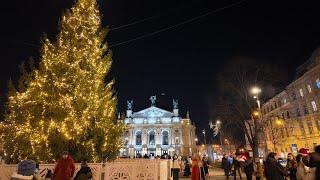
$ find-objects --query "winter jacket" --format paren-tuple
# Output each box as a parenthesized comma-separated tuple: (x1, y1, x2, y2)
(307, 152, 320, 180)
(73, 166, 92, 180)
(221, 157, 230, 170)
(17, 160, 36, 176)
(286, 159, 297, 179)
(54, 155, 75, 180)
(264, 157, 288, 180)
(243, 159, 254, 174)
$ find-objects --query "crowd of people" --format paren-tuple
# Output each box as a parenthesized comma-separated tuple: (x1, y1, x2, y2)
(11, 151, 92, 180)
(8, 145, 320, 180)
(220, 146, 320, 180)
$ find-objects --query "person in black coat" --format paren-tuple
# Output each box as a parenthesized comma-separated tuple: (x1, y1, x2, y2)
(183, 158, 191, 177)
(74, 161, 93, 180)
(264, 152, 288, 180)
(201, 157, 209, 180)
(243, 157, 254, 180)
(221, 154, 231, 178)
(306, 145, 320, 180)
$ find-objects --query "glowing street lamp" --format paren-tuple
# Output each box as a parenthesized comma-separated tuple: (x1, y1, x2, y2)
(253, 110, 260, 118)
(251, 86, 262, 111)
(251, 86, 262, 95)
(275, 117, 284, 126)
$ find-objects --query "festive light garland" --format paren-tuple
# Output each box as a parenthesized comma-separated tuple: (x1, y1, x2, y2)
(0, 0, 124, 163)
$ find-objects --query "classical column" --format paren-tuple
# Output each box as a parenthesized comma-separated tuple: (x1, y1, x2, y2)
(170, 127, 173, 145)
(129, 127, 133, 145)
(156, 128, 161, 145)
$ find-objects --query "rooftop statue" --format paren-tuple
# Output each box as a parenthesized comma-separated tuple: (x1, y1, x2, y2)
(127, 100, 133, 110)
(173, 99, 178, 109)
(150, 96, 157, 106)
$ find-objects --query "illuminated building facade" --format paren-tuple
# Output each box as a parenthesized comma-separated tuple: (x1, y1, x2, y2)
(261, 48, 320, 155)
(119, 97, 197, 157)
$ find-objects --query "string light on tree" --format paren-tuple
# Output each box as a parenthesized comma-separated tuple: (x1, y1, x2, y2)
(0, 0, 124, 163)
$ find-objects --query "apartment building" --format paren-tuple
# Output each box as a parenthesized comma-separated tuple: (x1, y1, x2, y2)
(261, 48, 320, 155)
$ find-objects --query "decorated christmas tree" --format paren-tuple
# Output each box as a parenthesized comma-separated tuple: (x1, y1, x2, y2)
(0, 0, 124, 163)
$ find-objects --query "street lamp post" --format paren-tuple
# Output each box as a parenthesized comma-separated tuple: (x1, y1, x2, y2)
(251, 86, 263, 158)
(216, 121, 224, 153)
(195, 137, 199, 154)
(202, 130, 208, 156)
(251, 86, 262, 111)
(202, 129, 206, 145)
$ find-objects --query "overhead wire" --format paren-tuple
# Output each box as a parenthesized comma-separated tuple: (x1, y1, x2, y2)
(109, 14, 163, 31)
(13, 0, 247, 49)
(109, 0, 247, 47)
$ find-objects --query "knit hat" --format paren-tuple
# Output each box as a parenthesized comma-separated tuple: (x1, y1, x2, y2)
(298, 148, 309, 156)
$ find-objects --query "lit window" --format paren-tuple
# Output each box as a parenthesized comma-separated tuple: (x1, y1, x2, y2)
(283, 98, 287, 104)
(149, 131, 155, 145)
(317, 79, 320, 88)
(162, 131, 169, 145)
(311, 101, 318, 112)
(136, 131, 142, 145)
(299, 89, 304, 97)
(307, 84, 312, 93)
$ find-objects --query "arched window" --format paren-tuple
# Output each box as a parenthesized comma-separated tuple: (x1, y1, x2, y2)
(136, 131, 142, 145)
(162, 131, 169, 145)
(149, 131, 155, 145)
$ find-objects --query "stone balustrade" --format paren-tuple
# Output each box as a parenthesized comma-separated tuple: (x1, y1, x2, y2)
(0, 159, 171, 180)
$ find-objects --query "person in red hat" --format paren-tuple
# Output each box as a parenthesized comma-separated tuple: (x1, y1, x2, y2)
(298, 148, 309, 156)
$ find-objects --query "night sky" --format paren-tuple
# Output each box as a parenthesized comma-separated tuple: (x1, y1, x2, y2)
(1, 0, 320, 138)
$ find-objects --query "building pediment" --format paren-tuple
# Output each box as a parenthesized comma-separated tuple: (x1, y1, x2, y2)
(132, 106, 174, 118)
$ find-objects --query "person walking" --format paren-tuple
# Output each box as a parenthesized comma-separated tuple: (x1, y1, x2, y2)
(264, 152, 288, 180)
(286, 153, 297, 180)
(54, 151, 75, 180)
(222, 154, 231, 178)
(201, 157, 209, 180)
(243, 157, 254, 180)
(74, 160, 93, 180)
(232, 153, 243, 180)
(171, 155, 180, 180)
